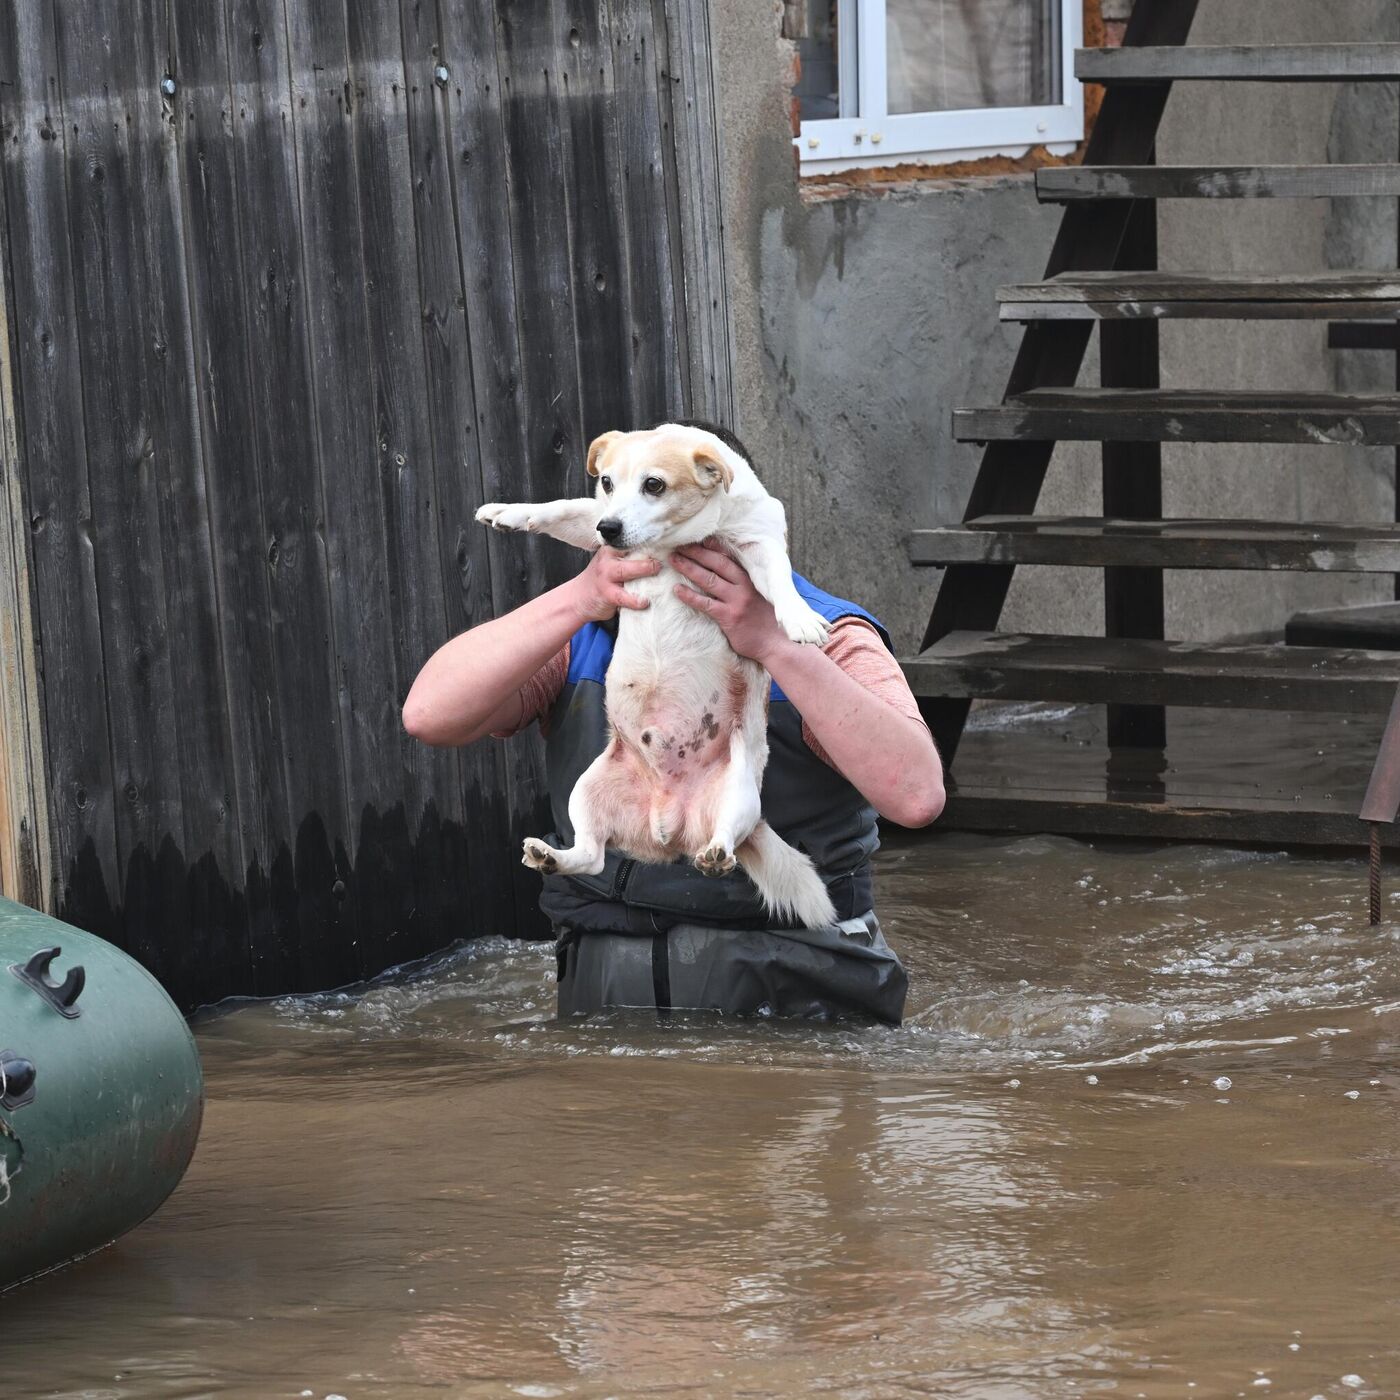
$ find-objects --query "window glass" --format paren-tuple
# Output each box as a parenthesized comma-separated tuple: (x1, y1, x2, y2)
(886, 0, 1062, 115)
(795, 0, 845, 122)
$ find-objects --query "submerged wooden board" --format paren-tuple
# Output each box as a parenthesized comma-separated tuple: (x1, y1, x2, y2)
(953, 389, 1400, 446)
(903, 632, 1400, 713)
(939, 790, 1391, 850)
(908, 518, 1400, 572)
(1038, 165, 1400, 202)
(1077, 44, 1400, 85)
(930, 696, 1391, 849)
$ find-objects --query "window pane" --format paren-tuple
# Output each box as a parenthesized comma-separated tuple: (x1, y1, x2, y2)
(887, 0, 1062, 116)
(795, 0, 849, 122)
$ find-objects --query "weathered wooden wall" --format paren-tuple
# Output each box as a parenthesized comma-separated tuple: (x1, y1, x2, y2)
(0, 155, 48, 913)
(0, 0, 731, 1008)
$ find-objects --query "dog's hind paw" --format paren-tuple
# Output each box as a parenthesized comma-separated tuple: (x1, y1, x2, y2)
(521, 837, 559, 874)
(775, 600, 830, 647)
(694, 844, 737, 878)
(477, 502, 532, 533)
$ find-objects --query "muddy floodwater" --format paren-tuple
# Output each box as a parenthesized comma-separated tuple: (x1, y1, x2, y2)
(8, 830, 1400, 1399)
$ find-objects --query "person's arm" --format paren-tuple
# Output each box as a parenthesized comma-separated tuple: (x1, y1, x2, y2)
(670, 542, 945, 828)
(403, 549, 661, 747)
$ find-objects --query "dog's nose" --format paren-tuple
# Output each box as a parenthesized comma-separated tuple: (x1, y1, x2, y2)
(597, 517, 623, 545)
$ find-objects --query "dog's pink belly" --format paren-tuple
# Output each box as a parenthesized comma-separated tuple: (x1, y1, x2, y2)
(631, 704, 727, 776)
(599, 710, 739, 858)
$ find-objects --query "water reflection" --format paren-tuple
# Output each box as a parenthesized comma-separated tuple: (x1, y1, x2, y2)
(6, 832, 1400, 1398)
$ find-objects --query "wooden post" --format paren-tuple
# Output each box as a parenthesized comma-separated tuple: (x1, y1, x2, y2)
(1101, 192, 1167, 748)
(0, 180, 51, 910)
(1360, 684, 1400, 923)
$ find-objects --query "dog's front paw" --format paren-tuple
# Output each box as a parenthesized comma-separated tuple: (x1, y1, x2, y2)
(694, 844, 737, 878)
(776, 601, 830, 647)
(521, 837, 559, 874)
(477, 502, 532, 533)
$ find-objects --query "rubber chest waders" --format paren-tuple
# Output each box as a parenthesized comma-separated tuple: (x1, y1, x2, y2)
(538, 574, 909, 1024)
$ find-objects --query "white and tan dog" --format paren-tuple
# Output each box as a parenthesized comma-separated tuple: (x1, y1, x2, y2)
(476, 422, 837, 928)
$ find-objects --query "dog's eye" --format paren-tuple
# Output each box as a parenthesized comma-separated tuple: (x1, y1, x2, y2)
(643, 477, 666, 497)
(600, 476, 613, 494)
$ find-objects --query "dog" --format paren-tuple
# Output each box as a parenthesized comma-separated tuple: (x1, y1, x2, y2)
(475, 421, 838, 928)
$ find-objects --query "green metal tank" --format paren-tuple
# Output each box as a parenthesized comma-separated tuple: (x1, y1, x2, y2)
(0, 896, 203, 1291)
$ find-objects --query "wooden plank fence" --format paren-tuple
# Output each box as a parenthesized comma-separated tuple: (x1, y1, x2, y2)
(0, 0, 731, 1008)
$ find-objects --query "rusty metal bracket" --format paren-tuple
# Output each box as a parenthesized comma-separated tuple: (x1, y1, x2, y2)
(1359, 685, 1400, 923)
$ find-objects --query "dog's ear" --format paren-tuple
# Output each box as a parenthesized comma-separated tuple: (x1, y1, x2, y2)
(691, 444, 735, 493)
(587, 431, 621, 478)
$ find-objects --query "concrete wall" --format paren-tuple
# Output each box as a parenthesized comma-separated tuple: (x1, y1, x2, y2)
(710, 0, 1397, 653)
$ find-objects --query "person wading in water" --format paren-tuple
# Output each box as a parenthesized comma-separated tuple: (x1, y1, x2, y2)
(404, 445, 943, 1023)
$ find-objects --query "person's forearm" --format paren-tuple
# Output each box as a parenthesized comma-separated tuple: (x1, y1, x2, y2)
(759, 638, 945, 828)
(403, 580, 587, 746)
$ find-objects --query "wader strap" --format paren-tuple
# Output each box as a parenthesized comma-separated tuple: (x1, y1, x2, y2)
(650, 933, 672, 1015)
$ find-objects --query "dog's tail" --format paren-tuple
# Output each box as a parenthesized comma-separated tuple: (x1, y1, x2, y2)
(736, 822, 837, 929)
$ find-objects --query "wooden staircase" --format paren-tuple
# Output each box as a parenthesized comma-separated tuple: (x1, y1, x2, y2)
(904, 12, 1400, 846)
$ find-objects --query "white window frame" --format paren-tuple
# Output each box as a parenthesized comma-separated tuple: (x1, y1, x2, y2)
(797, 0, 1084, 175)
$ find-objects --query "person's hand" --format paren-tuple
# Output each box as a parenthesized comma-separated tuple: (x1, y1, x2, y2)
(671, 541, 788, 664)
(568, 548, 661, 623)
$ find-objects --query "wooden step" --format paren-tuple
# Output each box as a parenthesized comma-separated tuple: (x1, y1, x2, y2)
(952, 389, 1400, 446)
(999, 270, 1400, 322)
(1037, 165, 1400, 203)
(1287, 601, 1400, 650)
(1077, 43, 1400, 86)
(902, 633, 1400, 713)
(908, 518, 1400, 572)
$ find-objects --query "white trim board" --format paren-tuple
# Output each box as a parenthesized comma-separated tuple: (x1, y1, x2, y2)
(797, 0, 1084, 171)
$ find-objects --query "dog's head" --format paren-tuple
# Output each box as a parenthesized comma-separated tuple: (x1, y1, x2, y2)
(585, 424, 739, 552)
